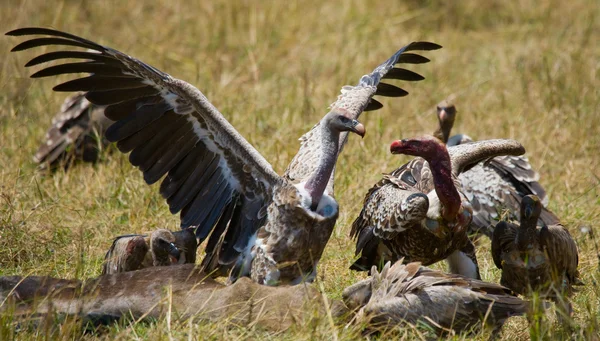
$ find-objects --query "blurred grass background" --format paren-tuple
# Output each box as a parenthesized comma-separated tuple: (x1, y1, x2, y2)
(0, 0, 598, 339)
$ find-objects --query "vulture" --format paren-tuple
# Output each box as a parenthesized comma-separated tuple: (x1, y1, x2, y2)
(435, 100, 559, 237)
(7, 27, 440, 285)
(33, 92, 112, 169)
(491, 194, 580, 315)
(350, 136, 525, 279)
(102, 228, 197, 275)
(343, 260, 529, 337)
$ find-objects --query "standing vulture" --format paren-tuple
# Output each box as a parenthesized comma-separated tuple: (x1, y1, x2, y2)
(33, 92, 112, 170)
(8, 27, 440, 285)
(434, 100, 559, 236)
(491, 195, 579, 315)
(343, 260, 529, 337)
(350, 136, 525, 279)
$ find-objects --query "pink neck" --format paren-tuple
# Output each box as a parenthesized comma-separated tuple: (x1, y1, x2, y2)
(428, 153, 461, 222)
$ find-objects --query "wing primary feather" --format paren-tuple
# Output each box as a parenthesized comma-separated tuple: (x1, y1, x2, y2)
(103, 95, 161, 121)
(25, 51, 120, 67)
(85, 86, 160, 105)
(126, 111, 186, 165)
(159, 146, 207, 200)
(53, 76, 145, 92)
(104, 101, 170, 142)
(135, 119, 193, 171)
(31, 62, 126, 78)
(143, 128, 199, 185)
(10, 37, 98, 52)
(167, 153, 220, 214)
(382, 68, 425, 81)
(6, 27, 106, 49)
(375, 83, 409, 97)
(201, 197, 238, 267)
(395, 53, 430, 64)
(180, 171, 226, 227)
(404, 41, 443, 51)
(364, 99, 384, 111)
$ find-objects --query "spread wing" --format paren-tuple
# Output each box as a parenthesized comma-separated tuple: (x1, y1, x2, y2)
(488, 156, 560, 225)
(283, 42, 442, 190)
(490, 221, 518, 269)
(8, 27, 283, 271)
(33, 92, 111, 168)
(448, 137, 558, 232)
(539, 224, 579, 282)
(458, 162, 525, 232)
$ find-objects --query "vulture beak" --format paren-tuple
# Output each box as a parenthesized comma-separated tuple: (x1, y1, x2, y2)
(350, 120, 366, 138)
(168, 242, 181, 264)
(524, 206, 534, 219)
(437, 107, 448, 122)
(521, 195, 540, 220)
(390, 139, 407, 154)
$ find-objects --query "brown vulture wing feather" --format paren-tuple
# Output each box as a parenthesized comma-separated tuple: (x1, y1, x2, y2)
(7, 27, 281, 274)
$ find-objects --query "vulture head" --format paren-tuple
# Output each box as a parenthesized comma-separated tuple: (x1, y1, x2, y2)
(435, 99, 456, 143)
(326, 111, 365, 137)
(516, 195, 543, 252)
(390, 136, 464, 226)
(521, 194, 543, 221)
(150, 229, 181, 266)
(390, 136, 447, 162)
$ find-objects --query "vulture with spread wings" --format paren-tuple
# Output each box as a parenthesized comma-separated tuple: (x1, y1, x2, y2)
(8, 27, 440, 285)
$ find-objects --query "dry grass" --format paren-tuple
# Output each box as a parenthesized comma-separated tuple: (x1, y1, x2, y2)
(0, 0, 599, 339)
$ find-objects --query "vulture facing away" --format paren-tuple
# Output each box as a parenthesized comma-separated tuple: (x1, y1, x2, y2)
(33, 92, 112, 169)
(8, 27, 440, 285)
(491, 195, 580, 315)
(350, 136, 525, 279)
(342, 260, 529, 337)
(102, 228, 197, 275)
(435, 100, 559, 237)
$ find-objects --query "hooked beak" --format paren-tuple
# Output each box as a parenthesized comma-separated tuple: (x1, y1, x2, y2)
(350, 120, 366, 138)
(524, 205, 534, 220)
(168, 242, 180, 264)
(437, 107, 448, 122)
(390, 139, 406, 154)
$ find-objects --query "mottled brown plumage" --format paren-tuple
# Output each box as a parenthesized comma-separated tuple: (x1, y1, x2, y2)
(102, 229, 197, 274)
(436, 100, 559, 237)
(351, 136, 525, 279)
(33, 92, 112, 169)
(491, 195, 579, 307)
(343, 260, 529, 337)
(8, 28, 440, 285)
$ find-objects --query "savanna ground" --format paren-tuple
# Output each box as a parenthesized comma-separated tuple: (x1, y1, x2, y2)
(0, 0, 598, 339)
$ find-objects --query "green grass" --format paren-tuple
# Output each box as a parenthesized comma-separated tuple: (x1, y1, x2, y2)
(0, 0, 599, 339)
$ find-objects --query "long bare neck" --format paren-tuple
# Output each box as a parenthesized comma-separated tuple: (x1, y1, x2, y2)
(516, 217, 539, 252)
(304, 124, 340, 210)
(428, 152, 461, 221)
(434, 118, 453, 144)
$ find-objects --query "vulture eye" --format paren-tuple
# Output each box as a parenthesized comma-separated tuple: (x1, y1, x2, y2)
(339, 116, 350, 124)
